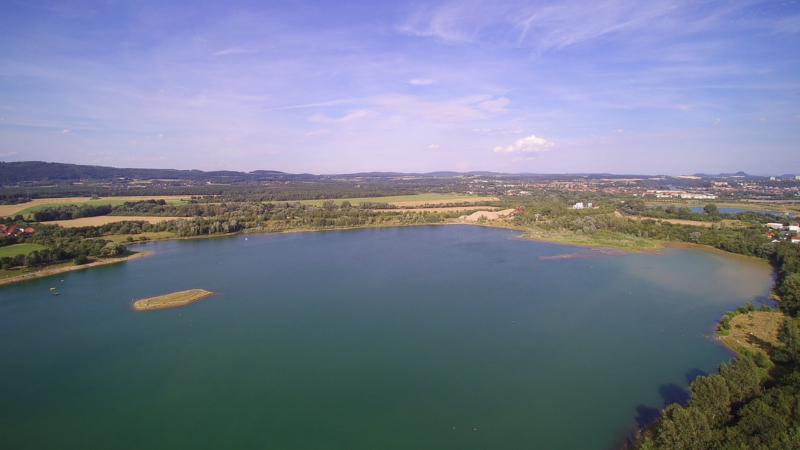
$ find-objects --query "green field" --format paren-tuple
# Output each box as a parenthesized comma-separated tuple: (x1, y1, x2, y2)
(13, 198, 187, 217)
(645, 201, 792, 214)
(0, 244, 48, 258)
(294, 193, 495, 207)
(103, 231, 177, 243)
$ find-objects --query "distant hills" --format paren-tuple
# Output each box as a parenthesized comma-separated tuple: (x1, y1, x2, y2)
(0, 160, 778, 185)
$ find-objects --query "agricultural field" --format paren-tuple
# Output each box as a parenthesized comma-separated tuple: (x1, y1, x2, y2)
(0, 196, 191, 218)
(296, 194, 497, 207)
(0, 243, 48, 258)
(48, 216, 184, 228)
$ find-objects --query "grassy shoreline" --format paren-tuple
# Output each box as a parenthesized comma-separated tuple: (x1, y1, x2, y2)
(0, 218, 771, 287)
(0, 251, 153, 286)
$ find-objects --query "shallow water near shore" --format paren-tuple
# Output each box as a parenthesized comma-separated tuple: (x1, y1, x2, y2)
(0, 225, 773, 450)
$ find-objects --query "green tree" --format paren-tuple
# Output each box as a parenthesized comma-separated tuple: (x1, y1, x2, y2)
(655, 404, 713, 450)
(688, 374, 732, 428)
(718, 355, 761, 405)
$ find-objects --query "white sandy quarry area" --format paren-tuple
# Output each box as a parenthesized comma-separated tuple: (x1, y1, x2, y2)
(461, 209, 516, 222)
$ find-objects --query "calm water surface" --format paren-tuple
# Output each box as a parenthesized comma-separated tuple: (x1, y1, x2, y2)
(0, 225, 773, 450)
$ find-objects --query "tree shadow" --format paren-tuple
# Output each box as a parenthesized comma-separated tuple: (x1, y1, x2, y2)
(659, 383, 690, 406)
(685, 367, 708, 385)
(634, 404, 662, 429)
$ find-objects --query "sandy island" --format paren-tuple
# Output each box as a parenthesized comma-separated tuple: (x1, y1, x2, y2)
(0, 251, 153, 286)
(133, 289, 214, 311)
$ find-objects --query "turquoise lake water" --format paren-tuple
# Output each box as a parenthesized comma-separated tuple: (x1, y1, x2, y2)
(0, 225, 774, 449)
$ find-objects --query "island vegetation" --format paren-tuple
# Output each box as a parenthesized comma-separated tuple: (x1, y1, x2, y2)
(2, 162, 800, 447)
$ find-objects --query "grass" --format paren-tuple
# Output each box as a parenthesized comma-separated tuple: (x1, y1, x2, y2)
(645, 201, 792, 214)
(519, 229, 663, 251)
(48, 216, 183, 227)
(293, 194, 496, 207)
(0, 243, 48, 258)
(718, 311, 785, 358)
(133, 289, 213, 310)
(103, 231, 177, 243)
(2, 196, 189, 218)
(0, 260, 76, 281)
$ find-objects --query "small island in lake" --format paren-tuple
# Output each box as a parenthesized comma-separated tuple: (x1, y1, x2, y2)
(133, 289, 213, 311)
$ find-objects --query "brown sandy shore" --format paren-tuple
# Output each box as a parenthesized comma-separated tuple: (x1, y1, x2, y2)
(0, 251, 153, 287)
(133, 289, 213, 311)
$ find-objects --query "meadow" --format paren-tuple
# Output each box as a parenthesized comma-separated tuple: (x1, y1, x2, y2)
(0, 196, 190, 218)
(0, 243, 48, 258)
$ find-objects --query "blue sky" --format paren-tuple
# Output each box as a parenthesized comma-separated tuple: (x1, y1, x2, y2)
(1, 0, 798, 174)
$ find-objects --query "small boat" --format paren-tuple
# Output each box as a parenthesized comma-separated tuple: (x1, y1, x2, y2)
(49, 287, 56, 290)
(52, 292, 59, 296)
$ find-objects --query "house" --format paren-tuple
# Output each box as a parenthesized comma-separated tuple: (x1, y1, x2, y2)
(766, 223, 785, 230)
(792, 237, 800, 244)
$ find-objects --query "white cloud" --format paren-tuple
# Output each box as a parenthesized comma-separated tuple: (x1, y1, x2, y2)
(714, 118, 721, 126)
(409, 79, 435, 85)
(759, 118, 767, 122)
(0, 151, 17, 157)
(472, 126, 523, 136)
(613, 129, 624, 133)
(472, 128, 506, 135)
(493, 134, 554, 154)
(793, 114, 800, 120)
(428, 144, 441, 149)
(157, 133, 164, 138)
(59, 129, 72, 134)
(307, 109, 375, 123)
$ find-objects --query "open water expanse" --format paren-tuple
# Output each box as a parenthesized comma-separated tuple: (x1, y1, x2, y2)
(0, 225, 774, 449)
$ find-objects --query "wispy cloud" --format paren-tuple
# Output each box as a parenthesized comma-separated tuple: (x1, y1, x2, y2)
(307, 129, 332, 137)
(369, 94, 508, 122)
(307, 109, 375, 123)
(428, 143, 441, 148)
(409, 78, 436, 85)
(213, 47, 256, 56)
(773, 15, 800, 35)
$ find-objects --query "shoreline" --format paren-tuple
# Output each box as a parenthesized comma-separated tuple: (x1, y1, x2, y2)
(0, 251, 153, 287)
(0, 220, 772, 288)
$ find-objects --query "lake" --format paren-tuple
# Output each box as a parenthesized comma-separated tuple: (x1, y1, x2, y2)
(0, 225, 774, 450)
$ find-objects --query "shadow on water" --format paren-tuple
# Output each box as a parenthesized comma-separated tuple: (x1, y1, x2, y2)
(658, 383, 690, 406)
(685, 367, 709, 385)
(613, 368, 706, 449)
